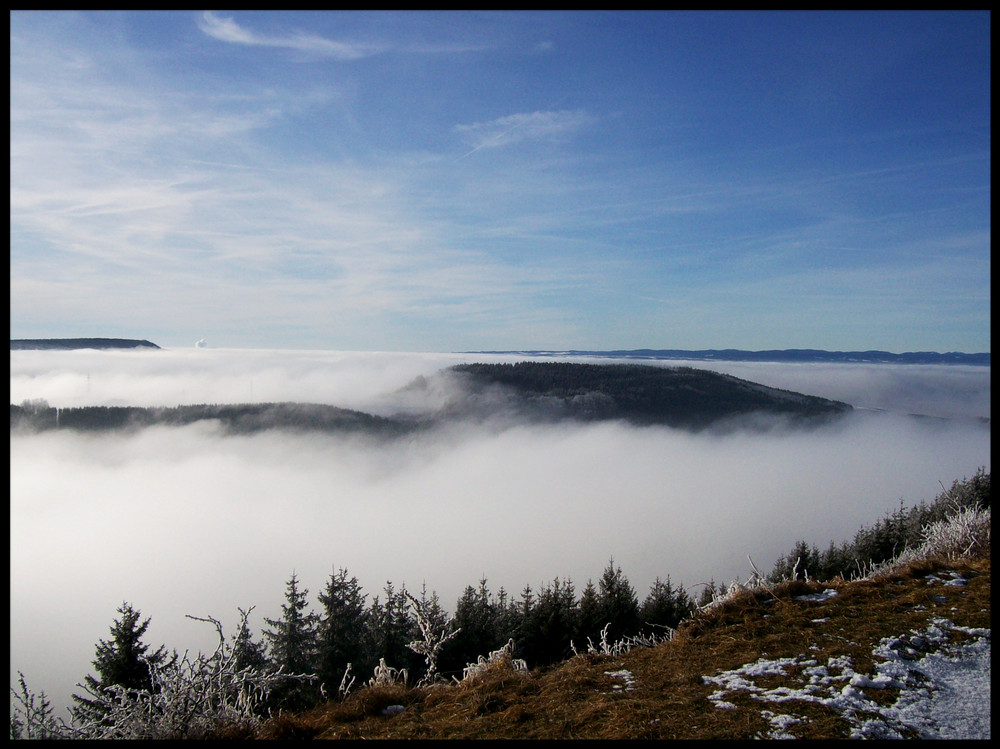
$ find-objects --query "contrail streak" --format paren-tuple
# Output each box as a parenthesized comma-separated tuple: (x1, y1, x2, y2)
(456, 95, 571, 160)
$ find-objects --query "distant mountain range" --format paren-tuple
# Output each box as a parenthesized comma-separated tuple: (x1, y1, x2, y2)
(10, 338, 160, 350)
(465, 349, 990, 366)
(9, 340, 987, 365)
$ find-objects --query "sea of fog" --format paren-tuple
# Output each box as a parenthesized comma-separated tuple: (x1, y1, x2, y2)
(9, 347, 991, 718)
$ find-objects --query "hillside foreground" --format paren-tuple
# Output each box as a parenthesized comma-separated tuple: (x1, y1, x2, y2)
(261, 554, 989, 740)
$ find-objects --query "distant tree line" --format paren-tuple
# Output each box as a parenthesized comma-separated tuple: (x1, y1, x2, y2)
(10, 401, 412, 437)
(768, 467, 990, 583)
(10, 338, 160, 350)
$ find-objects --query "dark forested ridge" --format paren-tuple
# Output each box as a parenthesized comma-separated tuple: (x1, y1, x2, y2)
(449, 362, 852, 429)
(11, 362, 854, 435)
(10, 338, 160, 350)
(10, 402, 413, 437)
(466, 348, 991, 365)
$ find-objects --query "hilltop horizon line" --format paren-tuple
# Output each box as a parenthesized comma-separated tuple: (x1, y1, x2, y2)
(8, 338, 990, 365)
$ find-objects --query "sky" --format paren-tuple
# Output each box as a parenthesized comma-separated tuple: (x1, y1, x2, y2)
(9, 11, 991, 353)
(9, 348, 991, 717)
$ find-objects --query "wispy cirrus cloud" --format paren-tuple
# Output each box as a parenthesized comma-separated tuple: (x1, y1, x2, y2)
(10, 30, 581, 350)
(455, 109, 594, 157)
(197, 11, 384, 60)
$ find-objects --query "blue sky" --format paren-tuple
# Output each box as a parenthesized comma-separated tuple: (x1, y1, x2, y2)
(10, 11, 991, 352)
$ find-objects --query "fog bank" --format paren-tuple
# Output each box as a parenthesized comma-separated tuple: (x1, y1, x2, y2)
(9, 349, 990, 717)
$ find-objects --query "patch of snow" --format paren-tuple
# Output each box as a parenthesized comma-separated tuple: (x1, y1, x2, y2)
(604, 669, 636, 692)
(760, 709, 803, 739)
(925, 571, 970, 587)
(702, 616, 990, 739)
(794, 588, 838, 602)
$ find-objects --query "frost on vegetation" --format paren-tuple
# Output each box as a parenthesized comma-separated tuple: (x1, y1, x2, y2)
(9, 673, 61, 741)
(716, 490, 990, 604)
(367, 659, 408, 689)
(10, 610, 317, 740)
(404, 591, 461, 687)
(336, 663, 355, 700)
(857, 502, 991, 582)
(456, 639, 528, 684)
(333, 591, 462, 695)
(697, 555, 776, 613)
(571, 622, 674, 658)
(916, 503, 990, 560)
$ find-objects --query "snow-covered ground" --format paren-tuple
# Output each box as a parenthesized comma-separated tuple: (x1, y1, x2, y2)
(702, 574, 990, 739)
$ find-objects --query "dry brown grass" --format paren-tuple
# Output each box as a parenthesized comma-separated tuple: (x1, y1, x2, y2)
(257, 553, 990, 740)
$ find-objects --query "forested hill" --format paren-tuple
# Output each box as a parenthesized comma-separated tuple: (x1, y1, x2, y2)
(448, 362, 851, 429)
(10, 402, 411, 437)
(10, 362, 852, 438)
(11, 363, 853, 435)
(10, 338, 160, 350)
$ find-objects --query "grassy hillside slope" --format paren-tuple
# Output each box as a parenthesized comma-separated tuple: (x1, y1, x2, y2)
(261, 552, 989, 740)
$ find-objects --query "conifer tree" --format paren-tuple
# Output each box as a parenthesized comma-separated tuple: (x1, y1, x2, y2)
(639, 576, 693, 633)
(576, 579, 603, 646)
(512, 584, 534, 659)
(639, 576, 676, 633)
(492, 586, 521, 650)
(520, 577, 578, 667)
(597, 558, 640, 644)
(71, 602, 170, 726)
(363, 581, 417, 678)
(817, 541, 849, 581)
(771, 540, 822, 581)
(673, 584, 694, 623)
(262, 572, 320, 710)
(231, 607, 268, 674)
(697, 579, 718, 608)
(445, 578, 497, 674)
(316, 567, 368, 696)
(414, 583, 450, 632)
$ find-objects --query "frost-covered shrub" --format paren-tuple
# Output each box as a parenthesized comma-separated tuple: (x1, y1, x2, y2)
(336, 663, 356, 700)
(571, 622, 674, 657)
(10, 611, 317, 740)
(457, 639, 528, 684)
(850, 500, 989, 581)
(404, 591, 460, 686)
(698, 555, 776, 613)
(367, 658, 408, 689)
(915, 503, 990, 559)
(10, 673, 63, 740)
(767, 470, 990, 585)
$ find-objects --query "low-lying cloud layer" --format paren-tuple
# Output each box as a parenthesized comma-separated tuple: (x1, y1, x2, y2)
(9, 349, 991, 717)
